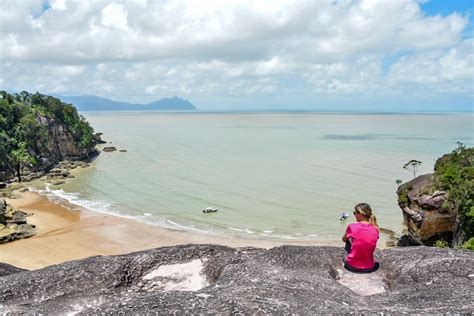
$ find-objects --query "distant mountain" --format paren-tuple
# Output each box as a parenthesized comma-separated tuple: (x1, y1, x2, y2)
(57, 95, 196, 111)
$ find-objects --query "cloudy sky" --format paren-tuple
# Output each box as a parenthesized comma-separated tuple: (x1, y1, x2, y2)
(1, 0, 473, 110)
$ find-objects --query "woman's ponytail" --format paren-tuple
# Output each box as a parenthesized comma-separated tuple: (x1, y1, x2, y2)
(369, 214, 379, 230)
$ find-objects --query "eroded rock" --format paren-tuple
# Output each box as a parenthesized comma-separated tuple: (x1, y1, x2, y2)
(0, 199, 36, 244)
(397, 175, 456, 246)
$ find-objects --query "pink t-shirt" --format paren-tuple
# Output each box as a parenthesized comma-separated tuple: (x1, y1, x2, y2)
(345, 222, 379, 270)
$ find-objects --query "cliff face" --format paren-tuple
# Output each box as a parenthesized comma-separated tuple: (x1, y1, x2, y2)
(38, 116, 98, 164)
(0, 91, 99, 182)
(396, 174, 457, 246)
(0, 244, 472, 314)
(396, 145, 473, 247)
(0, 116, 97, 182)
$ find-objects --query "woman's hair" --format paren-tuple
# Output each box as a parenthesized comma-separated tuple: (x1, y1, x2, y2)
(354, 203, 378, 229)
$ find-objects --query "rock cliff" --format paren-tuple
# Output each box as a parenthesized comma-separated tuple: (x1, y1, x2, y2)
(0, 244, 472, 314)
(396, 174, 456, 245)
(32, 116, 98, 173)
(0, 198, 36, 243)
(0, 91, 98, 183)
(396, 145, 473, 247)
(0, 116, 98, 183)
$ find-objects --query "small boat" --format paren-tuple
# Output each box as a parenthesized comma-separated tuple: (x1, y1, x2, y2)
(203, 207, 218, 213)
(339, 212, 349, 221)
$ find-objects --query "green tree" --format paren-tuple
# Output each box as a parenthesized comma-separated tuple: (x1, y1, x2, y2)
(403, 160, 422, 179)
(0, 90, 96, 181)
(10, 141, 36, 182)
(432, 143, 474, 244)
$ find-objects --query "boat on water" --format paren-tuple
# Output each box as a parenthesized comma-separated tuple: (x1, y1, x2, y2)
(202, 207, 218, 213)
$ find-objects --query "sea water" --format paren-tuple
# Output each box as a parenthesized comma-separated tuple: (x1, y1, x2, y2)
(45, 111, 473, 242)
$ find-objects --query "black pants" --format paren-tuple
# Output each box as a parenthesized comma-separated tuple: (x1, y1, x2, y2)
(343, 240, 379, 273)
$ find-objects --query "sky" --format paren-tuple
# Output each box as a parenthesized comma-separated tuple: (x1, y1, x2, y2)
(0, 0, 473, 111)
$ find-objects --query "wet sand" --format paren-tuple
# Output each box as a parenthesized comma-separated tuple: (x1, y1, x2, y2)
(0, 191, 340, 270)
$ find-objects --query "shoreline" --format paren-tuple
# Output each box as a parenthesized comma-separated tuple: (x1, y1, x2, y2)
(0, 191, 342, 270)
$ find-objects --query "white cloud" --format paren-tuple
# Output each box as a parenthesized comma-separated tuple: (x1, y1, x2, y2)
(388, 39, 474, 94)
(50, 0, 67, 11)
(0, 0, 471, 108)
(101, 3, 129, 31)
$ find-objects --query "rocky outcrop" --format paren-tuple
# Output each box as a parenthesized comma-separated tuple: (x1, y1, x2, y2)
(94, 133, 107, 144)
(32, 116, 98, 173)
(0, 198, 36, 243)
(102, 146, 117, 152)
(396, 174, 457, 246)
(0, 244, 472, 314)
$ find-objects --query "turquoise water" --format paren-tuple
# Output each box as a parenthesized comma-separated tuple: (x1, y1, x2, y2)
(51, 112, 473, 242)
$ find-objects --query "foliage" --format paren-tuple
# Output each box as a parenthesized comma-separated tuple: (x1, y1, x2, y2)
(434, 239, 449, 248)
(461, 237, 474, 251)
(433, 143, 474, 241)
(0, 91, 95, 181)
(403, 159, 422, 179)
(397, 183, 413, 206)
(398, 192, 408, 205)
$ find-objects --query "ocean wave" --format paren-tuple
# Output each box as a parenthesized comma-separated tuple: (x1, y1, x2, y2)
(163, 219, 214, 234)
(28, 186, 325, 242)
(226, 226, 321, 241)
(31, 186, 214, 235)
(227, 227, 256, 234)
(41, 186, 113, 215)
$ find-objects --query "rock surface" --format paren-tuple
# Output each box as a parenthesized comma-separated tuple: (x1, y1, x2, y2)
(0, 198, 36, 244)
(0, 244, 472, 314)
(397, 174, 456, 245)
(0, 263, 26, 277)
(103, 146, 117, 152)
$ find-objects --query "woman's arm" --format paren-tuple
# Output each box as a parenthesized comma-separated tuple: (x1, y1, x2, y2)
(342, 232, 348, 242)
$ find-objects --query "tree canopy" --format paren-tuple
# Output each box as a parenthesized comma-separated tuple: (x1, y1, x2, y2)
(403, 159, 422, 178)
(433, 143, 474, 243)
(0, 91, 95, 181)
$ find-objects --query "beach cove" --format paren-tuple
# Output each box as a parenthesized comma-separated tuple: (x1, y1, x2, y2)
(0, 190, 340, 270)
(2, 111, 472, 269)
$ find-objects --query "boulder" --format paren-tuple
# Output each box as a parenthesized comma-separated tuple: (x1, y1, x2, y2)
(397, 175, 456, 246)
(103, 147, 117, 152)
(415, 191, 447, 210)
(0, 223, 36, 244)
(21, 172, 43, 182)
(94, 132, 107, 144)
(49, 168, 63, 175)
(0, 245, 472, 314)
(0, 199, 6, 225)
(47, 169, 70, 180)
(51, 180, 66, 186)
(0, 200, 36, 243)
(6, 210, 28, 225)
(77, 161, 90, 168)
(0, 182, 6, 189)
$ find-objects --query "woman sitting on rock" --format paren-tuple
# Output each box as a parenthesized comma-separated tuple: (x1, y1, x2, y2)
(342, 203, 380, 273)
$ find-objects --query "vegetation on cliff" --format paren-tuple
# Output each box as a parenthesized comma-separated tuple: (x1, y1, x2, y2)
(0, 91, 95, 181)
(396, 143, 473, 249)
(432, 143, 474, 246)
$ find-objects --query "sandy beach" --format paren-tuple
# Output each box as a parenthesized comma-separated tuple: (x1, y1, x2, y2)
(0, 190, 340, 270)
